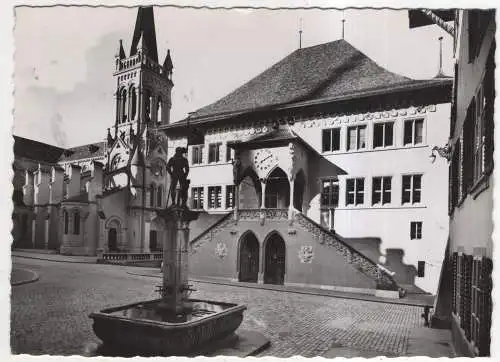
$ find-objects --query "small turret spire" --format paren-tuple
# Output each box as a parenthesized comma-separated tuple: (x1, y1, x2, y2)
(341, 14, 346, 40)
(163, 49, 173, 71)
(116, 39, 126, 59)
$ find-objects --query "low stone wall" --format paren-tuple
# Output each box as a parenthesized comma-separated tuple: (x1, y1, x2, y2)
(97, 252, 163, 267)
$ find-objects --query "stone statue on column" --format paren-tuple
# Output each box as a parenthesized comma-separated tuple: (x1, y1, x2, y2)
(166, 147, 189, 207)
(232, 150, 242, 185)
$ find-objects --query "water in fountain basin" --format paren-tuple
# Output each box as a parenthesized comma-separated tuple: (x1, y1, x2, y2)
(108, 300, 234, 323)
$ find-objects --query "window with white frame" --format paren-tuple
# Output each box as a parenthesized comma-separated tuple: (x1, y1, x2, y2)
(402, 174, 422, 204)
(410, 221, 422, 240)
(320, 179, 339, 207)
(191, 187, 204, 209)
(191, 145, 204, 165)
(208, 143, 222, 163)
(322, 128, 341, 152)
(473, 83, 486, 183)
(372, 176, 392, 205)
(346, 178, 364, 206)
(208, 186, 222, 209)
(403, 118, 424, 145)
(226, 185, 235, 208)
(373, 122, 394, 148)
(347, 125, 367, 151)
(226, 145, 234, 162)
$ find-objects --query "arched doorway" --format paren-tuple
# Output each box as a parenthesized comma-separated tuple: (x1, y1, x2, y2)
(238, 232, 260, 282)
(293, 170, 306, 211)
(108, 228, 118, 252)
(265, 168, 290, 208)
(264, 232, 286, 285)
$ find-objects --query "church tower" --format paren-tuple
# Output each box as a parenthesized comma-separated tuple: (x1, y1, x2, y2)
(109, 6, 173, 152)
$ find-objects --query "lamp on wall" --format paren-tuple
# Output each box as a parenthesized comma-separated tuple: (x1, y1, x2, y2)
(429, 144, 452, 163)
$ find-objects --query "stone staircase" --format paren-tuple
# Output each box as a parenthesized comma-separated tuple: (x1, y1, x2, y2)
(190, 210, 401, 292)
(293, 213, 400, 291)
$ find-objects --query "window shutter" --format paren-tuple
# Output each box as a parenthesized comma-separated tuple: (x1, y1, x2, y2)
(484, 47, 495, 174)
(463, 104, 475, 192)
(463, 255, 473, 341)
(452, 252, 458, 313)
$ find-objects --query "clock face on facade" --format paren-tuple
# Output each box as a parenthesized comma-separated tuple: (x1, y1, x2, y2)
(253, 149, 277, 173)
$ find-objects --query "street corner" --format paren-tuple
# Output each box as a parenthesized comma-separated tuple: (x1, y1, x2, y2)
(11, 267, 39, 286)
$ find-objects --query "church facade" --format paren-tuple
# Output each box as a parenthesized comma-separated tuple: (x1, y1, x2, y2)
(12, 7, 173, 258)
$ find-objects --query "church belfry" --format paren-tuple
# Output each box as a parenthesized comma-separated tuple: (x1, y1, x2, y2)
(111, 5, 173, 149)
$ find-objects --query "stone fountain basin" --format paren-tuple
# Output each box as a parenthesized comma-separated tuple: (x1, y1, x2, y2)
(89, 298, 246, 356)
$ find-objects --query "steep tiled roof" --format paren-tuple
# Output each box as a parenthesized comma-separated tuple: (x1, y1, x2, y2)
(13, 135, 65, 164)
(171, 39, 451, 127)
(58, 142, 107, 163)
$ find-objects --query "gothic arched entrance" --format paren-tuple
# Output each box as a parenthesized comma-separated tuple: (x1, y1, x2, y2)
(108, 228, 118, 252)
(264, 232, 286, 285)
(150, 230, 158, 251)
(238, 232, 260, 283)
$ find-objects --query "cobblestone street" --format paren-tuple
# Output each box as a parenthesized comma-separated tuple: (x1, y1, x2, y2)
(11, 257, 428, 357)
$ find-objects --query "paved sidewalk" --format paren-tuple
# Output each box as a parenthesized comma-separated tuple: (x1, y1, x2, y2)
(11, 249, 434, 307)
(12, 250, 97, 264)
(127, 268, 434, 308)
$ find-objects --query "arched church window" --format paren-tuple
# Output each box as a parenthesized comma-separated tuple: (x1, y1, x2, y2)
(144, 90, 152, 122)
(157, 96, 162, 124)
(121, 89, 127, 123)
(73, 211, 80, 235)
(150, 184, 155, 207)
(130, 87, 137, 120)
(157, 186, 163, 207)
(64, 210, 69, 234)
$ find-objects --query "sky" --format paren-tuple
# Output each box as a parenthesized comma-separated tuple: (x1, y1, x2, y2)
(13, 6, 454, 147)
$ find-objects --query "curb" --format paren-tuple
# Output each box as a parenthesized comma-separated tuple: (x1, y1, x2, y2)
(125, 270, 432, 308)
(12, 254, 96, 264)
(11, 268, 40, 286)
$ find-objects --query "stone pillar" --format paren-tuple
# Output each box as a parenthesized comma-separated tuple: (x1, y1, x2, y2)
(288, 178, 295, 221)
(159, 206, 199, 313)
(260, 178, 267, 209)
(44, 214, 50, 250)
(144, 221, 151, 253)
(233, 183, 240, 221)
(258, 243, 264, 284)
(31, 219, 36, 248)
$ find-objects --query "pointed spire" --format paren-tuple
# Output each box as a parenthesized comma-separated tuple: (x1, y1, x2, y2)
(130, 6, 158, 62)
(116, 39, 126, 59)
(107, 128, 114, 146)
(163, 49, 173, 71)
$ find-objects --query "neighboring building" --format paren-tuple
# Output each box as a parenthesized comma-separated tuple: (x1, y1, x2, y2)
(12, 7, 173, 256)
(410, 9, 495, 357)
(162, 38, 452, 294)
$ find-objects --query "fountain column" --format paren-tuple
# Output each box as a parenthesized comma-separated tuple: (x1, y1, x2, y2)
(159, 205, 199, 314)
